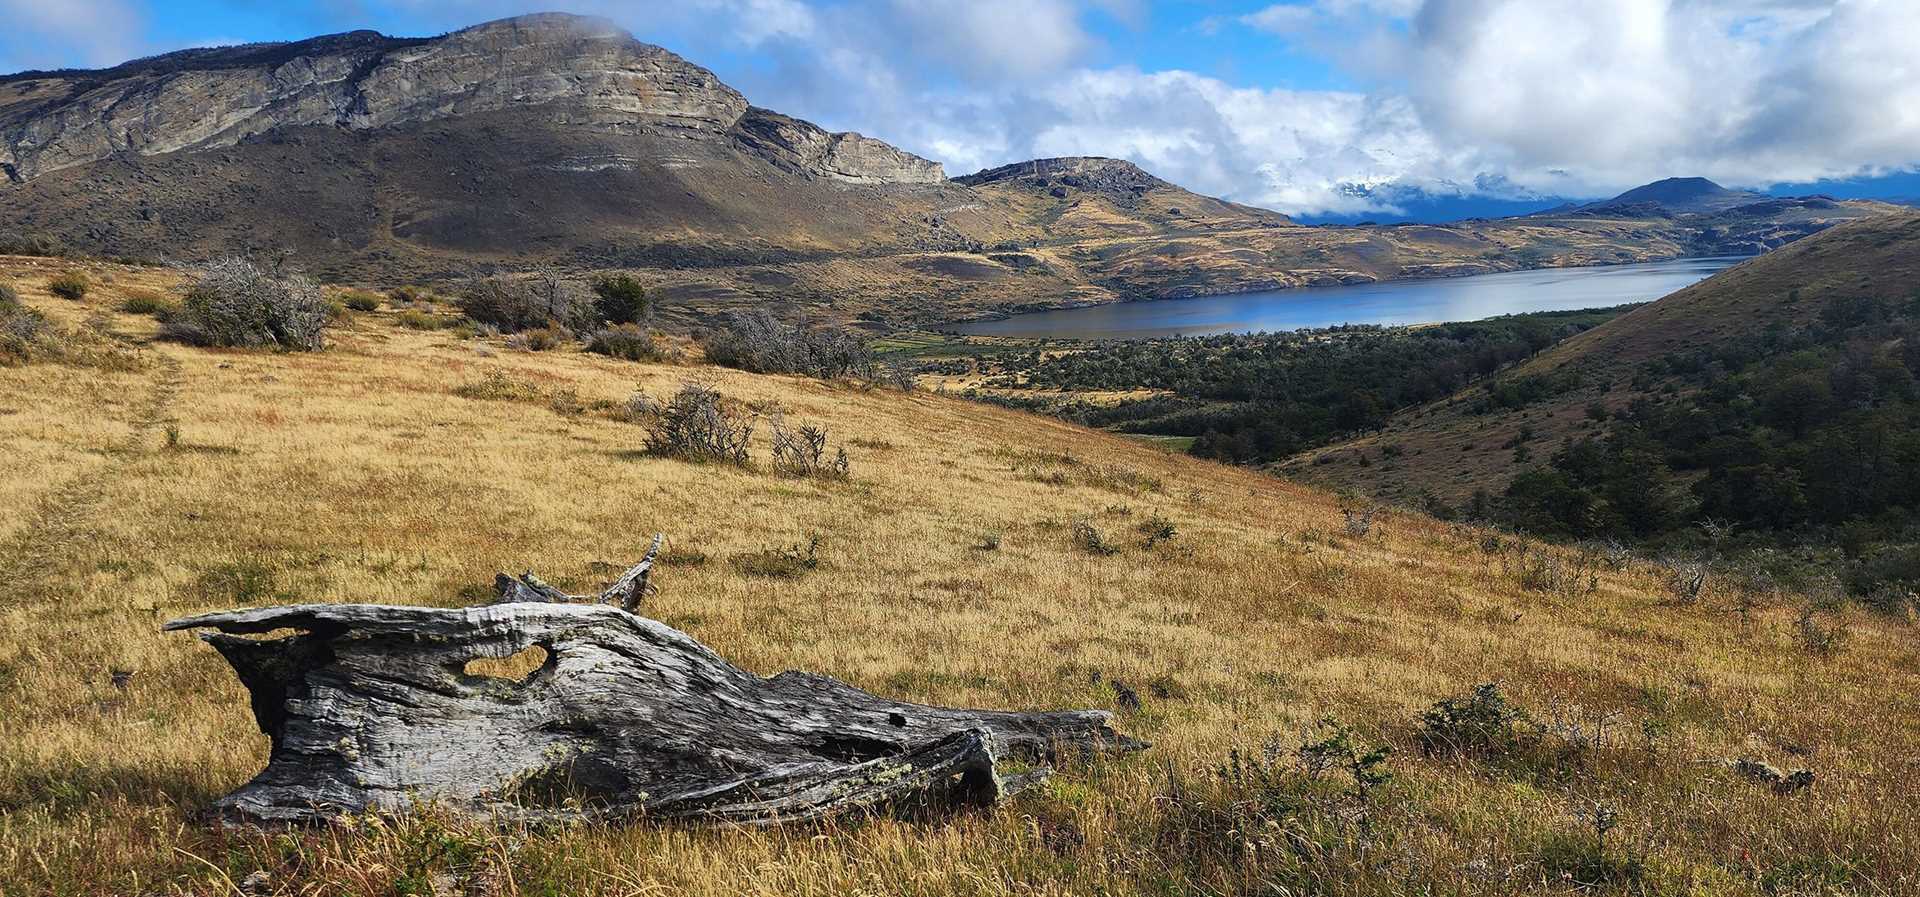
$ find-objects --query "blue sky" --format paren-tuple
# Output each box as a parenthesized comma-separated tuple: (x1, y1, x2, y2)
(5, 1, 1918, 220)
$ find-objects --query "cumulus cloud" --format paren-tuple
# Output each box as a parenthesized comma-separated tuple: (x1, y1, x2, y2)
(10, 0, 1919, 215)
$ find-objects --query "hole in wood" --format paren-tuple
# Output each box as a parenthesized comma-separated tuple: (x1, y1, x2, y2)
(462, 644, 550, 684)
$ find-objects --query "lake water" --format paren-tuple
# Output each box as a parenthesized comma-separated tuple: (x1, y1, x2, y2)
(950, 256, 1746, 339)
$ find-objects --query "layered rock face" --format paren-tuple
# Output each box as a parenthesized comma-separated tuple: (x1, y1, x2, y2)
(734, 108, 945, 184)
(0, 13, 939, 186)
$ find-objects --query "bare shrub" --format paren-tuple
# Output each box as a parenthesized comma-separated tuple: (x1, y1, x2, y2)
(1664, 561, 1710, 605)
(162, 257, 328, 350)
(700, 310, 900, 385)
(1507, 546, 1600, 595)
(1341, 502, 1378, 538)
(645, 382, 755, 465)
(768, 415, 849, 479)
(1796, 607, 1848, 657)
(458, 270, 597, 333)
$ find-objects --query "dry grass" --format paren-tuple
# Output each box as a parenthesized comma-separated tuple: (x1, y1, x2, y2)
(2, 256, 1918, 895)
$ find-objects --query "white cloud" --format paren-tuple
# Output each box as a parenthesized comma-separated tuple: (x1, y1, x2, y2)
(0, 0, 144, 70)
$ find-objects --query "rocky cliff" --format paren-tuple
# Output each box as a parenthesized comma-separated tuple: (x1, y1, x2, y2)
(0, 13, 940, 186)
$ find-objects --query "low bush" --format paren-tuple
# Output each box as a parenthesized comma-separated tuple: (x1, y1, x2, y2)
(340, 290, 382, 312)
(1071, 518, 1120, 556)
(1418, 682, 1529, 760)
(585, 324, 667, 362)
(118, 288, 178, 318)
(161, 257, 328, 350)
(700, 310, 896, 384)
(0, 297, 52, 366)
(731, 537, 823, 578)
(769, 416, 850, 479)
(458, 271, 597, 333)
(592, 274, 651, 325)
(452, 370, 544, 402)
(505, 325, 570, 352)
(645, 382, 755, 465)
(387, 285, 430, 306)
(47, 271, 90, 301)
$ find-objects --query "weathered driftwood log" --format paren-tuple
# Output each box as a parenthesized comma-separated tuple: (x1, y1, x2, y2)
(493, 533, 663, 610)
(166, 585, 1144, 826)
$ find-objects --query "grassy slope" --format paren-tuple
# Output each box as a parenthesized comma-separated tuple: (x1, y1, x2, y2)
(2, 256, 1918, 895)
(1287, 211, 1920, 505)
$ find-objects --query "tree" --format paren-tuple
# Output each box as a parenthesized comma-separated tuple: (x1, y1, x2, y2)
(594, 274, 652, 325)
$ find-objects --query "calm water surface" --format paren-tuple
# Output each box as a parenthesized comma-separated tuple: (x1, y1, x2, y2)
(952, 256, 1745, 339)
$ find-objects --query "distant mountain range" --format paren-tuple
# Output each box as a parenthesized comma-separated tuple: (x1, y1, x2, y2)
(0, 14, 1902, 326)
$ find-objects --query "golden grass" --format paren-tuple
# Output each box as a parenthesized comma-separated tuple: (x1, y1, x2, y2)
(1, 256, 1917, 895)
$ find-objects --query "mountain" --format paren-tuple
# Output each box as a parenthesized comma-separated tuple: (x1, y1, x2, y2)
(1286, 210, 1920, 513)
(0, 14, 1898, 327)
(1590, 177, 1763, 214)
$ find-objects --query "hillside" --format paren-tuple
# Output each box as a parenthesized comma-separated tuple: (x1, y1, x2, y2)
(1579, 177, 1766, 215)
(4, 255, 1920, 894)
(0, 14, 1897, 328)
(1288, 211, 1920, 516)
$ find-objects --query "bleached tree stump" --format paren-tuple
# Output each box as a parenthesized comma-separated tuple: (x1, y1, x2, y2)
(166, 567, 1144, 826)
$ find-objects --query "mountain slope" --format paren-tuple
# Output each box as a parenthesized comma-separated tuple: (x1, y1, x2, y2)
(1594, 177, 1763, 213)
(0, 15, 1897, 327)
(1288, 210, 1920, 506)
(3, 253, 1918, 892)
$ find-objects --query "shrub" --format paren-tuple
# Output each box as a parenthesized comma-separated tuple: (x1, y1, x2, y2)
(1070, 518, 1120, 556)
(1418, 683, 1529, 759)
(505, 325, 570, 352)
(387, 285, 430, 306)
(592, 274, 651, 325)
(47, 271, 90, 301)
(645, 382, 755, 465)
(1138, 514, 1178, 547)
(458, 271, 597, 333)
(585, 324, 666, 362)
(119, 288, 177, 318)
(700, 310, 885, 382)
(341, 290, 382, 312)
(162, 257, 328, 350)
(732, 537, 823, 578)
(0, 299, 52, 366)
(769, 415, 850, 479)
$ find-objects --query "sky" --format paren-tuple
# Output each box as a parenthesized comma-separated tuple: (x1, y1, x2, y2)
(4, 0, 1918, 221)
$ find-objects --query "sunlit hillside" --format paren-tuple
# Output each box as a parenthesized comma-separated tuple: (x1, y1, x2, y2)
(2, 255, 1917, 895)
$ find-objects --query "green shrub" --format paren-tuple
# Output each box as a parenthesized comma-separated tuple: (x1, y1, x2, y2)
(119, 288, 178, 318)
(1418, 683, 1529, 759)
(584, 324, 666, 362)
(162, 257, 328, 351)
(592, 274, 651, 325)
(341, 290, 382, 312)
(47, 271, 90, 301)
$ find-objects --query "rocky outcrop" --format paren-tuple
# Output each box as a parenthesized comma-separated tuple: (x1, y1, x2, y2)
(0, 13, 940, 187)
(734, 107, 945, 184)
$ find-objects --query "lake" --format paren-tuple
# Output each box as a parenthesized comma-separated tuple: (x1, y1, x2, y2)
(950, 256, 1746, 339)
